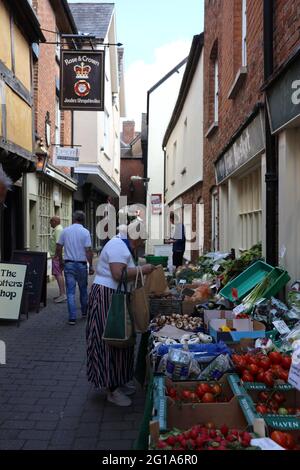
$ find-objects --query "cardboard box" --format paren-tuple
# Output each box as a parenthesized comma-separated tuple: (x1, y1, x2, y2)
(203, 309, 235, 330)
(181, 300, 200, 315)
(209, 318, 265, 342)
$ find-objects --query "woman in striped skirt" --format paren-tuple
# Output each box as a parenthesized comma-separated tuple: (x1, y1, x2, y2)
(86, 223, 154, 407)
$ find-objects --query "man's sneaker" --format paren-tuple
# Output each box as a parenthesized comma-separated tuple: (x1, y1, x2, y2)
(107, 389, 132, 407)
(68, 320, 76, 326)
(119, 381, 136, 396)
(54, 295, 67, 303)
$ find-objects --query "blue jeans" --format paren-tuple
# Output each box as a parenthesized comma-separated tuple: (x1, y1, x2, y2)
(64, 262, 88, 320)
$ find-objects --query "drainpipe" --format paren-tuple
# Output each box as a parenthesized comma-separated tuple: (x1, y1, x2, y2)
(264, 0, 278, 266)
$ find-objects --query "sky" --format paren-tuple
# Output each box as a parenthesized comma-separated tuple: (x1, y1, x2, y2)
(70, 1, 204, 128)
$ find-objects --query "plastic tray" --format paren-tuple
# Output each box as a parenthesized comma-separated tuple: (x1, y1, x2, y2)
(220, 261, 273, 302)
(261, 267, 290, 299)
(145, 255, 169, 267)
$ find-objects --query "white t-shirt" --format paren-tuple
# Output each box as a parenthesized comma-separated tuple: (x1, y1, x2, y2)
(58, 223, 92, 262)
(94, 236, 135, 290)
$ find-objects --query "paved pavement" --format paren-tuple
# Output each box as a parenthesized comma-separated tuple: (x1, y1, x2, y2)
(0, 281, 145, 450)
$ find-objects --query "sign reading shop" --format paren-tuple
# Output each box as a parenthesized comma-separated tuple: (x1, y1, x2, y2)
(60, 50, 105, 111)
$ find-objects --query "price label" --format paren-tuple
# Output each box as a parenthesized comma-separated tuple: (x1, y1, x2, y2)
(178, 279, 186, 286)
(288, 348, 300, 391)
(272, 320, 291, 335)
(213, 264, 220, 272)
(233, 304, 246, 315)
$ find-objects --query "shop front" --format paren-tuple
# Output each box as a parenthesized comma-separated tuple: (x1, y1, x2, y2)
(25, 164, 77, 276)
(215, 108, 266, 257)
(266, 50, 300, 283)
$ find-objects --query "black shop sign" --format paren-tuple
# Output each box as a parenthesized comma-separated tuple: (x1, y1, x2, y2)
(60, 50, 105, 111)
(266, 54, 300, 134)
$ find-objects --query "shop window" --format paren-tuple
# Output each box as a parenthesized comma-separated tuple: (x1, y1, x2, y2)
(38, 178, 53, 253)
(211, 188, 219, 251)
(61, 188, 72, 229)
(238, 167, 262, 251)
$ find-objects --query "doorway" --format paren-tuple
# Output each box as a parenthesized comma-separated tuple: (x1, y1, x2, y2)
(29, 200, 37, 251)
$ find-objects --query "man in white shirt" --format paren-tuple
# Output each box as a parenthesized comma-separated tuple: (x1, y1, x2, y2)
(56, 211, 94, 325)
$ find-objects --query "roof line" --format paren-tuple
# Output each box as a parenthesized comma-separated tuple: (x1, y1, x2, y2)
(147, 57, 188, 95)
(62, 0, 78, 33)
(162, 33, 204, 149)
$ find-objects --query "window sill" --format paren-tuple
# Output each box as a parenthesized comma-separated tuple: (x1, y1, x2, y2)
(228, 66, 247, 99)
(205, 122, 218, 138)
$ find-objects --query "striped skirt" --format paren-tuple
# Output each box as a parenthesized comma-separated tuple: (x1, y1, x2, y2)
(86, 283, 134, 390)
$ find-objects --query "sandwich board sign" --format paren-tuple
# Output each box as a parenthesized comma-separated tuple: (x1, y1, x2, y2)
(0, 263, 27, 321)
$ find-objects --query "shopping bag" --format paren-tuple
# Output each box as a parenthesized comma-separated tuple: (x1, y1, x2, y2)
(102, 268, 136, 348)
(131, 266, 150, 333)
(145, 265, 168, 295)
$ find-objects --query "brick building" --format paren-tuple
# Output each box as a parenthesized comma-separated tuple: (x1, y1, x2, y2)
(203, 0, 300, 279)
(203, 0, 266, 255)
(120, 119, 146, 209)
(25, 0, 77, 271)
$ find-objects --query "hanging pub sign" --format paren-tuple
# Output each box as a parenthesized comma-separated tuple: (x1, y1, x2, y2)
(60, 50, 105, 111)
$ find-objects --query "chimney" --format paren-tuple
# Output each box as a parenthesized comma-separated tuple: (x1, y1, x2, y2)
(122, 121, 135, 144)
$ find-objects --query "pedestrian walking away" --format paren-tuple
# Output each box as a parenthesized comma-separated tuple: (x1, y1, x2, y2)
(49, 216, 66, 303)
(86, 220, 155, 407)
(168, 211, 186, 268)
(55, 211, 95, 325)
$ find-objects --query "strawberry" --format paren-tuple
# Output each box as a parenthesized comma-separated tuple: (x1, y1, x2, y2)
(220, 424, 229, 436)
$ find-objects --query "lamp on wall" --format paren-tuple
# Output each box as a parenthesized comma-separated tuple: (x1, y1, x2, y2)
(35, 137, 48, 173)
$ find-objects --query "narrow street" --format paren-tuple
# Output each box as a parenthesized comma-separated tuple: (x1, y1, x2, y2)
(0, 282, 144, 450)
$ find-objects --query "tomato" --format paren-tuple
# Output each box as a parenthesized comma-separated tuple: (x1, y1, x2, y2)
(242, 371, 254, 382)
(196, 383, 211, 398)
(258, 391, 269, 402)
(211, 384, 222, 396)
(249, 356, 260, 366)
(270, 431, 287, 448)
(189, 392, 198, 402)
(232, 354, 241, 364)
(281, 356, 292, 371)
(271, 365, 284, 378)
(248, 364, 259, 376)
(263, 372, 274, 388)
(285, 433, 296, 450)
(278, 369, 289, 382)
(269, 399, 279, 411)
(256, 404, 268, 414)
(181, 390, 192, 401)
(273, 392, 286, 405)
(259, 357, 271, 370)
(256, 371, 265, 383)
(202, 393, 215, 403)
(167, 387, 177, 399)
(269, 351, 282, 365)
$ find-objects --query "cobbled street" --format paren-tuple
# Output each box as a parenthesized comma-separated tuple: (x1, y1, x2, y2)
(0, 281, 145, 450)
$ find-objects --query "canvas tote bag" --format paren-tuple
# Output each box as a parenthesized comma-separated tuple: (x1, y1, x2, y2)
(131, 266, 150, 333)
(102, 268, 136, 348)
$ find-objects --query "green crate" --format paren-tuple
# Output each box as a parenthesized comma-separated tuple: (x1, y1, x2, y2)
(262, 267, 290, 299)
(145, 255, 169, 267)
(220, 261, 273, 302)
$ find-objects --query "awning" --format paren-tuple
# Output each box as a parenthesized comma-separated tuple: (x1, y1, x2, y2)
(45, 163, 77, 191)
(74, 164, 120, 197)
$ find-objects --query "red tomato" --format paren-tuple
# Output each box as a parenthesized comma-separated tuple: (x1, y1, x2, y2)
(202, 393, 215, 403)
(273, 392, 286, 405)
(285, 433, 296, 450)
(242, 371, 254, 382)
(278, 369, 289, 382)
(281, 356, 292, 370)
(167, 387, 177, 399)
(269, 399, 279, 411)
(263, 372, 274, 388)
(196, 383, 211, 398)
(269, 351, 282, 365)
(256, 371, 265, 383)
(256, 404, 268, 414)
(270, 431, 287, 448)
(259, 357, 271, 370)
(211, 384, 222, 396)
(181, 390, 192, 401)
(248, 364, 259, 376)
(189, 392, 198, 402)
(258, 391, 269, 402)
